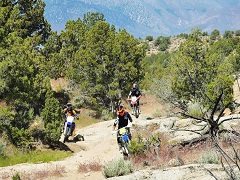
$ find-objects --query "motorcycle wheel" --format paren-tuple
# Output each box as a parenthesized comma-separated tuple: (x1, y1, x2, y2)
(63, 127, 70, 143)
(123, 153, 128, 160)
(136, 106, 139, 118)
(133, 106, 137, 117)
(133, 106, 139, 118)
(122, 145, 130, 160)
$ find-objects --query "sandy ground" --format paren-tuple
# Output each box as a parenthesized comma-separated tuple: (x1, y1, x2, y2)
(0, 95, 161, 180)
(0, 119, 121, 180)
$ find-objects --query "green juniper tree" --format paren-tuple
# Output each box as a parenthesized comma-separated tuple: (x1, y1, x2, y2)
(0, 0, 53, 148)
(41, 87, 62, 144)
(161, 29, 235, 136)
(0, 0, 50, 43)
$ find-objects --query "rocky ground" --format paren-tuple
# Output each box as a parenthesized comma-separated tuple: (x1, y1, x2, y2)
(0, 91, 240, 179)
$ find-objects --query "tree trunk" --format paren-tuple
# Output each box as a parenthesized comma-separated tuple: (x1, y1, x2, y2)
(208, 118, 219, 137)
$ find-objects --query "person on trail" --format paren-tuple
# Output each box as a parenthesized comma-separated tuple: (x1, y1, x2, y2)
(63, 103, 78, 117)
(62, 103, 79, 135)
(127, 83, 142, 114)
(112, 106, 133, 153)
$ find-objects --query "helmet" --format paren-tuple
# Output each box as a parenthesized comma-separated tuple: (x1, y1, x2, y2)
(117, 106, 125, 116)
(66, 102, 72, 107)
(133, 83, 138, 89)
(67, 106, 73, 111)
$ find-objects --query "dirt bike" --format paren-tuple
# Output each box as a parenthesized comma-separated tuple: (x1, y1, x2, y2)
(63, 115, 76, 143)
(113, 124, 132, 159)
(127, 96, 140, 118)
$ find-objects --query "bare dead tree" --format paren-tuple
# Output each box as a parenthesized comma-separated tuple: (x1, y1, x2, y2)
(207, 136, 240, 180)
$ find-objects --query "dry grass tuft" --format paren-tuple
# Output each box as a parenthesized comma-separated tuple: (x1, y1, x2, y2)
(78, 160, 102, 172)
(6, 165, 66, 180)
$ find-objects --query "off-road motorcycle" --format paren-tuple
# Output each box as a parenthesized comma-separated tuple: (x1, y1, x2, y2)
(113, 124, 132, 159)
(127, 96, 140, 118)
(63, 115, 76, 143)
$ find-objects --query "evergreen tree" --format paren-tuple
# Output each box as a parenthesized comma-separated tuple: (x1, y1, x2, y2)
(41, 87, 62, 143)
(0, 0, 51, 148)
(0, 34, 43, 113)
(145, 36, 153, 41)
(41, 19, 86, 79)
(83, 12, 106, 30)
(235, 30, 240, 36)
(0, 0, 51, 44)
(223, 30, 234, 39)
(72, 22, 146, 111)
(210, 29, 220, 41)
(161, 30, 234, 136)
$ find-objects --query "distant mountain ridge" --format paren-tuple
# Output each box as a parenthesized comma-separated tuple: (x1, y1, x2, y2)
(43, 0, 240, 38)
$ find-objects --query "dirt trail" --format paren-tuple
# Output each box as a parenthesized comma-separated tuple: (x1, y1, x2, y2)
(0, 109, 153, 180)
(0, 94, 156, 180)
(0, 119, 126, 180)
(0, 95, 159, 180)
(1, 114, 154, 180)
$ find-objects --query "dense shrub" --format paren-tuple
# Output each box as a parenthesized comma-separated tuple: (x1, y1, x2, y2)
(128, 135, 146, 155)
(101, 109, 113, 120)
(187, 101, 205, 117)
(202, 31, 208, 36)
(145, 36, 153, 41)
(235, 30, 240, 36)
(103, 158, 133, 178)
(154, 36, 170, 51)
(177, 33, 188, 39)
(200, 150, 219, 164)
(223, 30, 234, 39)
(210, 29, 220, 40)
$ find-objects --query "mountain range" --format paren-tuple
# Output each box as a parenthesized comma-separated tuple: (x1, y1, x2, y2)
(42, 0, 240, 38)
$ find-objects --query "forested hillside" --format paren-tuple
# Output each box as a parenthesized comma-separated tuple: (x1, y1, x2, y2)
(1, 0, 240, 166)
(0, 1, 145, 151)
